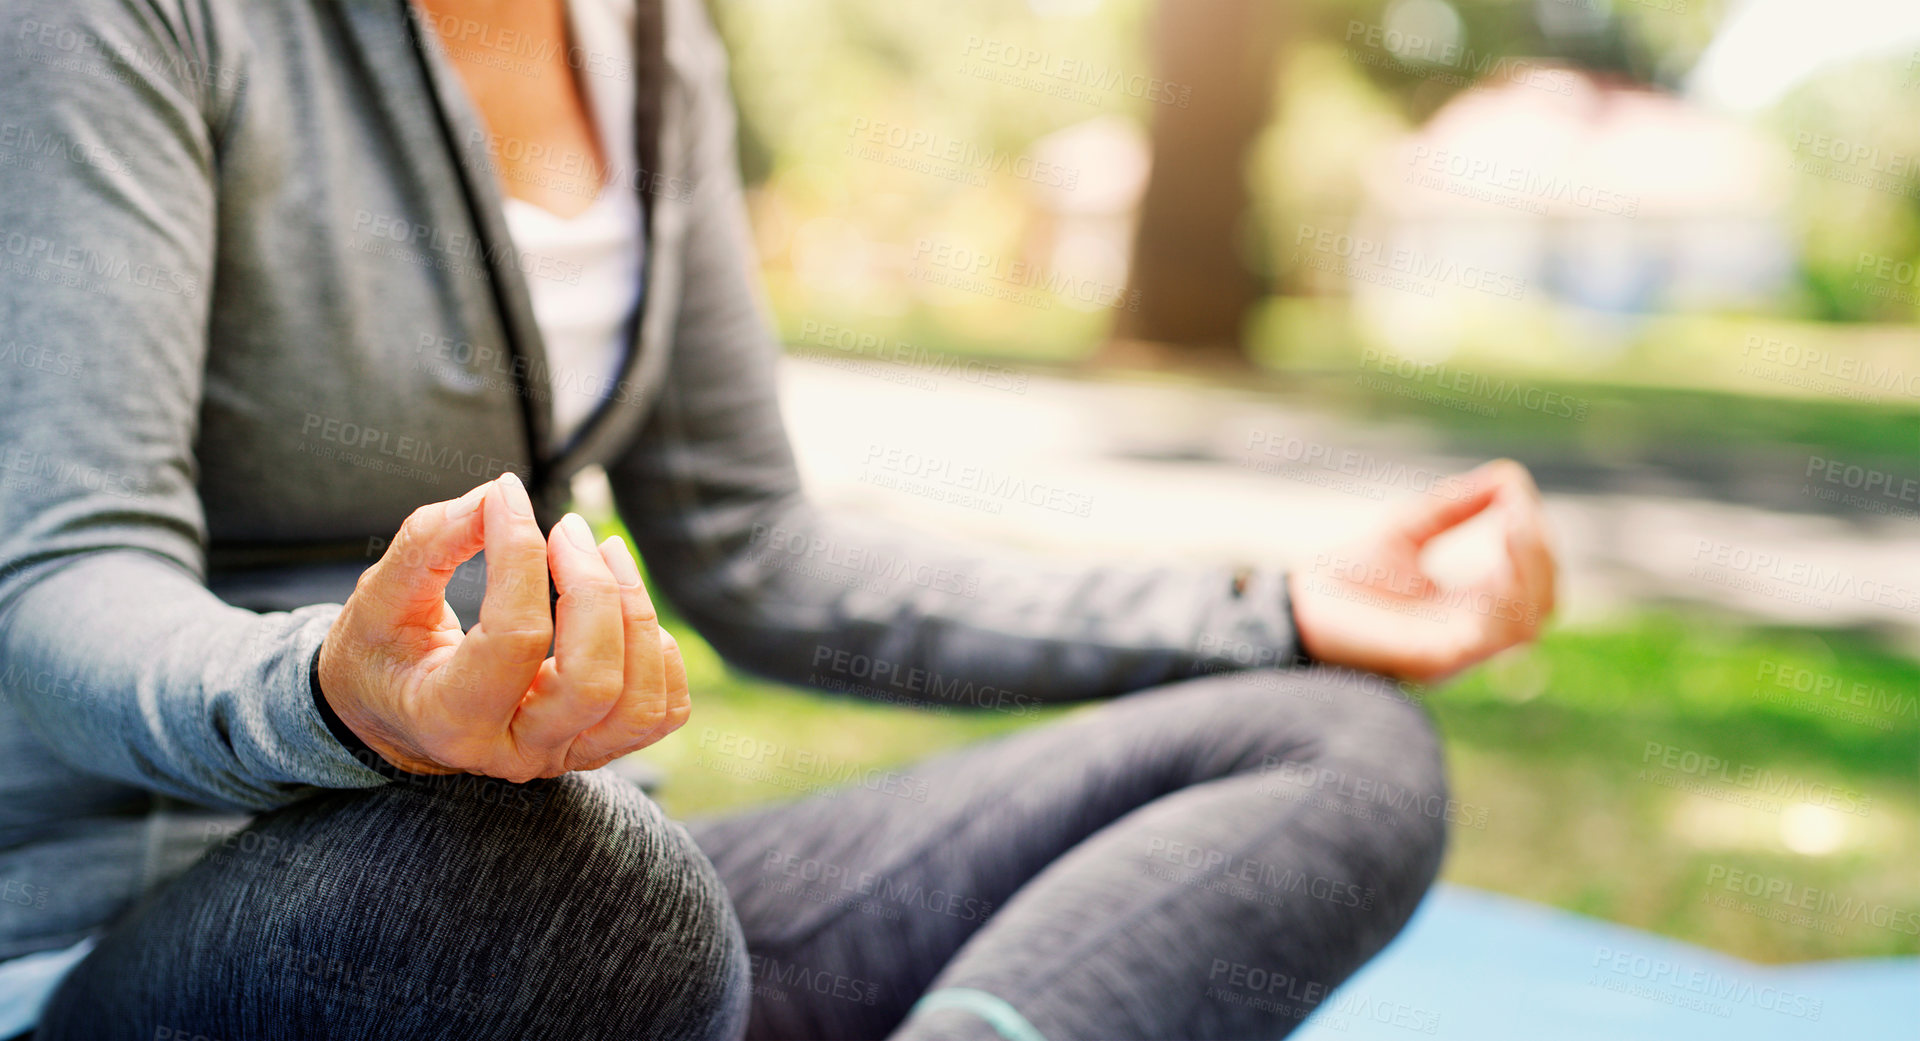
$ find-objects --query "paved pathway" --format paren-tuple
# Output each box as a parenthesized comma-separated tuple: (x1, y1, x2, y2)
(760, 355, 1920, 650)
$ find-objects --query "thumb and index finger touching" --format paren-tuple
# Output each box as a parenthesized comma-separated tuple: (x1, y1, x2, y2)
(357, 472, 567, 727)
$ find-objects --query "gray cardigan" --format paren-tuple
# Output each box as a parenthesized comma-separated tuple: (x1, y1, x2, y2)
(0, 0, 1301, 958)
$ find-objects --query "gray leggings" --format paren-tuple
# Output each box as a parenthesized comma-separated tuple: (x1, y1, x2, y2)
(36, 667, 1447, 1041)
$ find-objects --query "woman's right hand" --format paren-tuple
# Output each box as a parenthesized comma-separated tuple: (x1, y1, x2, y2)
(316, 472, 689, 781)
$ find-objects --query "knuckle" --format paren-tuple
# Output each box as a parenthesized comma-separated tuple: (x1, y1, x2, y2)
(489, 755, 550, 785)
(560, 581, 619, 616)
(484, 621, 555, 652)
(434, 734, 496, 771)
(571, 670, 627, 707)
(395, 508, 434, 550)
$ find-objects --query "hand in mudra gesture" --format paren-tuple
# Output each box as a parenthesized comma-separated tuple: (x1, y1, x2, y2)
(1289, 460, 1557, 684)
(318, 472, 688, 781)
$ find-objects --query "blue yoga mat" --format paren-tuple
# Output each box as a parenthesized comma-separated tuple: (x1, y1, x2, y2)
(1293, 885, 1919, 1041)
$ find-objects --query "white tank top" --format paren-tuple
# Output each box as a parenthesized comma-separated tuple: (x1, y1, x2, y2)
(501, 0, 643, 447)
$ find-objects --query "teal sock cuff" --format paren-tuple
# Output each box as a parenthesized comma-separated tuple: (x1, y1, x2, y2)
(911, 987, 1051, 1041)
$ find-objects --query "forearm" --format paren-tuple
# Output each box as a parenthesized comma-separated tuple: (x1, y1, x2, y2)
(630, 491, 1303, 711)
(1, 552, 385, 810)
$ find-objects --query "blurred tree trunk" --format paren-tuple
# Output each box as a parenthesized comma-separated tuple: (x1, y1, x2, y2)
(1104, 0, 1284, 370)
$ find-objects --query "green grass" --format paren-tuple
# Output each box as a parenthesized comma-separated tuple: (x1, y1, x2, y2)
(622, 592, 1918, 964)
(1317, 376, 1920, 470)
(1433, 614, 1919, 963)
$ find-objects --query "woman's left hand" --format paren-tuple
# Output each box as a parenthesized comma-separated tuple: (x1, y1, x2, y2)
(1287, 459, 1557, 684)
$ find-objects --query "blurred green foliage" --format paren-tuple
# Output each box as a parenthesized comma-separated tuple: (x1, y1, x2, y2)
(1769, 58, 1920, 322)
(716, 0, 1920, 349)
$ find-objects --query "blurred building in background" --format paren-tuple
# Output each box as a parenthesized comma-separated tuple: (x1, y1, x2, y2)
(1347, 72, 1794, 360)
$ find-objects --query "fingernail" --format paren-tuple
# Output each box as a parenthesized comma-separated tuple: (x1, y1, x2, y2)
(603, 535, 642, 587)
(445, 484, 487, 520)
(498, 471, 534, 517)
(558, 512, 596, 551)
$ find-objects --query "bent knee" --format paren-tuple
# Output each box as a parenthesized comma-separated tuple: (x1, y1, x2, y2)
(1180, 666, 1450, 836)
(352, 769, 751, 1039)
(1256, 667, 1451, 860)
(95, 770, 750, 1041)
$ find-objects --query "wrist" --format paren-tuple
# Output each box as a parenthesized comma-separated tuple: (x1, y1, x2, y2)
(311, 639, 383, 769)
(1281, 570, 1315, 667)
(1286, 571, 1326, 664)
(313, 636, 435, 778)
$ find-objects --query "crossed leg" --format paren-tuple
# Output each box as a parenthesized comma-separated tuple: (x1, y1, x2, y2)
(690, 665, 1449, 1041)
